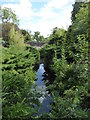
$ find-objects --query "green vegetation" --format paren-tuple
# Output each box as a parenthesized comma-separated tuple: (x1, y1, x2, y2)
(40, 2, 89, 119)
(0, 1, 89, 119)
(34, 31, 44, 42)
(2, 26, 41, 119)
(21, 29, 33, 42)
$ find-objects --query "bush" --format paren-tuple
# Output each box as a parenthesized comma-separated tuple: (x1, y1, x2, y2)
(2, 45, 40, 119)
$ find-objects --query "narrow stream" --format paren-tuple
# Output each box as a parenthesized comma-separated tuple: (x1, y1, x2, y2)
(35, 63, 52, 114)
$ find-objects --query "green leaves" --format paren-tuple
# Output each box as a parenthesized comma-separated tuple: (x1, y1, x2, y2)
(9, 26, 25, 49)
(0, 6, 19, 24)
(2, 45, 41, 119)
(1, 1, 89, 119)
(34, 31, 44, 42)
(39, 2, 89, 119)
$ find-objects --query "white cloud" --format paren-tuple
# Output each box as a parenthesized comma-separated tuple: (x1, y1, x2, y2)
(2, 0, 75, 37)
(2, 0, 33, 20)
(46, 0, 69, 9)
(24, 0, 74, 37)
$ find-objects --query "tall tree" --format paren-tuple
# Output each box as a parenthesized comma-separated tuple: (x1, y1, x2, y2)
(21, 29, 32, 42)
(34, 31, 44, 42)
(9, 26, 24, 48)
(65, 2, 88, 64)
(71, 2, 82, 22)
(0, 7, 20, 46)
(2, 22, 20, 42)
(0, 6, 19, 24)
(34, 31, 40, 41)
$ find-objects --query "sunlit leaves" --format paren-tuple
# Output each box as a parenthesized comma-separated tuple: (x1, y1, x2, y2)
(2, 45, 40, 118)
(0, 6, 19, 24)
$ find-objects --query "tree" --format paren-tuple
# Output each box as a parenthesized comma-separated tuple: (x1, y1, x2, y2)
(49, 27, 66, 45)
(34, 31, 40, 41)
(39, 35, 44, 42)
(9, 26, 24, 48)
(34, 31, 44, 42)
(21, 29, 32, 42)
(65, 2, 88, 63)
(71, 2, 83, 22)
(1, 22, 20, 43)
(0, 7, 20, 46)
(0, 6, 19, 24)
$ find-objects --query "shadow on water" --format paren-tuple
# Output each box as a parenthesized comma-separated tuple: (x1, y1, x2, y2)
(35, 63, 52, 115)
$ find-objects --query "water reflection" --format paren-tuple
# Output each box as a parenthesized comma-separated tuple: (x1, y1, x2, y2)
(35, 64, 52, 114)
(35, 64, 45, 87)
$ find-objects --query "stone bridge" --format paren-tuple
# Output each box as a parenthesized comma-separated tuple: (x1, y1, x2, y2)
(27, 41, 46, 47)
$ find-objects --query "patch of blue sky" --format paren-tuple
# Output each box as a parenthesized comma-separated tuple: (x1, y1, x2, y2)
(32, 2, 46, 11)
(0, 0, 20, 5)
(31, 0, 50, 3)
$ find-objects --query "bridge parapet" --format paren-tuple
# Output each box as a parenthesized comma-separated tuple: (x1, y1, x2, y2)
(27, 41, 46, 47)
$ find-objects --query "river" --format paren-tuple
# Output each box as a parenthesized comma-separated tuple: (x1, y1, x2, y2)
(35, 63, 52, 115)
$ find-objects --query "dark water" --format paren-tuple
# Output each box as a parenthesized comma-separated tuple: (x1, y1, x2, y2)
(35, 64, 52, 114)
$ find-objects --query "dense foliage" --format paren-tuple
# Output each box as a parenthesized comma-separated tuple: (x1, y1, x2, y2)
(1, 1, 89, 119)
(34, 31, 44, 42)
(40, 2, 89, 119)
(0, 6, 19, 24)
(2, 26, 41, 119)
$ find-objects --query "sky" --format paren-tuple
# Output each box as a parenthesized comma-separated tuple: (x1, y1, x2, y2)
(0, 0, 75, 37)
